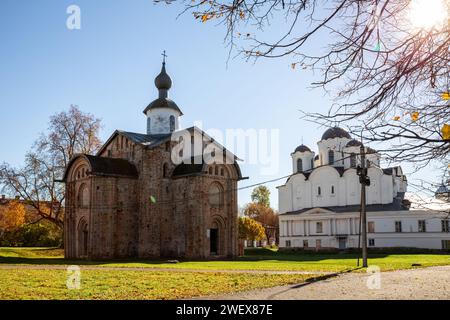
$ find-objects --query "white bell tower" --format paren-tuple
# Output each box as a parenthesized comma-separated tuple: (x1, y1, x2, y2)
(143, 52, 183, 135)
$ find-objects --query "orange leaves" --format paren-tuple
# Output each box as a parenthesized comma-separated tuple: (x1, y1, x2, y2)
(392, 111, 419, 122)
(442, 124, 450, 140)
(0, 200, 26, 232)
(442, 92, 450, 100)
(201, 13, 214, 22)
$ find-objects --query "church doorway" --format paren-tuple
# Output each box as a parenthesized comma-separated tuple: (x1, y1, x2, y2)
(338, 238, 347, 250)
(210, 228, 218, 255)
(77, 219, 88, 258)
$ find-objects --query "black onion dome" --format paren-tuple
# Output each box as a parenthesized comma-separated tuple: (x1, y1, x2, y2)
(346, 139, 363, 147)
(321, 127, 352, 140)
(143, 61, 183, 115)
(294, 144, 312, 153)
(154, 62, 172, 90)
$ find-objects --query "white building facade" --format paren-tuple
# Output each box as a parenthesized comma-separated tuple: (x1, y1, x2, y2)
(278, 127, 450, 250)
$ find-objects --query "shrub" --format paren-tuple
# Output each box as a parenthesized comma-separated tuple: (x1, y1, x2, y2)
(0, 223, 62, 247)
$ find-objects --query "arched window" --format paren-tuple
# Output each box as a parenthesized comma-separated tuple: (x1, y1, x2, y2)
(147, 118, 151, 134)
(331, 186, 335, 194)
(350, 153, 356, 168)
(163, 163, 168, 178)
(328, 150, 334, 165)
(78, 184, 90, 208)
(215, 167, 219, 175)
(209, 183, 223, 207)
(169, 115, 175, 132)
(208, 167, 213, 174)
(297, 159, 303, 172)
(311, 159, 314, 169)
(318, 186, 321, 196)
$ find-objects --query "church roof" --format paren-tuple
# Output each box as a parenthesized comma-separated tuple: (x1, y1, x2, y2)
(321, 127, 352, 141)
(63, 154, 138, 181)
(97, 130, 172, 156)
(294, 144, 312, 153)
(171, 156, 244, 180)
(281, 192, 408, 215)
(143, 97, 183, 115)
(436, 183, 449, 194)
(346, 139, 362, 147)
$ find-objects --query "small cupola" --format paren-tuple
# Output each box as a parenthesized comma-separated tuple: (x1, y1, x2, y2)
(143, 52, 183, 135)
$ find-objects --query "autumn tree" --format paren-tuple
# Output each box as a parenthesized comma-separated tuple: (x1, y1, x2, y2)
(164, 0, 450, 174)
(0, 105, 102, 229)
(238, 217, 265, 241)
(251, 185, 271, 208)
(244, 186, 279, 244)
(0, 200, 26, 237)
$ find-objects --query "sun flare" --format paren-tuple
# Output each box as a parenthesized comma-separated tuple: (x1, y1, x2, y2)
(408, 0, 448, 30)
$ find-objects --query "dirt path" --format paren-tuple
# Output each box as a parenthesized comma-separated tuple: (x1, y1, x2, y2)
(204, 265, 450, 300)
(0, 264, 328, 275)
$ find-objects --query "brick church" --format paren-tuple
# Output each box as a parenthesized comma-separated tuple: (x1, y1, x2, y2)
(63, 59, 244, 259)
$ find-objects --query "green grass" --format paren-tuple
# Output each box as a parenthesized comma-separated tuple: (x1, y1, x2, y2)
(1, 247, 449, 299)
(0, 269, 314, 300)
(1, 247, 449, 272)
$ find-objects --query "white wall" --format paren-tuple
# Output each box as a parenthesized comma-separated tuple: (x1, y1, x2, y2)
(279, 210, 450, 250)
(146, 108, 180, 134)
(278, 165, 398, 213)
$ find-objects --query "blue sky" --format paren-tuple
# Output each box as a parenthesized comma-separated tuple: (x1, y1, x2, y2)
(0, 0, 441, 208)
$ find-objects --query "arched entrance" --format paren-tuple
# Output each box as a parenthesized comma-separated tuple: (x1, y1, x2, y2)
(77, 218, 88, 258)
(210, 218, 225, 256)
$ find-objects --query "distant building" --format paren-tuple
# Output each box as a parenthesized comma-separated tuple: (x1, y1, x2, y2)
(63, 60, 244, 259)
(278, 127, 450, 251)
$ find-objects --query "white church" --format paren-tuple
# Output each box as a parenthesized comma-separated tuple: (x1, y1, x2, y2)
(278, 127, 450, 251)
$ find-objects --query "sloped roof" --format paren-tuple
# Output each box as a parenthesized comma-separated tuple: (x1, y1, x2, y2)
(142, 98, 183, 115)
(346, 139, 362, 147)
(97, 130, 172, 156)
(63, 154, 138, 181)
(171, 157, 244, 180)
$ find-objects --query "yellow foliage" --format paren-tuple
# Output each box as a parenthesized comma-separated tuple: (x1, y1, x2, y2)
(393, 116, 401, 121)
(411, 111, 419, 122)
(238, 217, 265, 241)
(442, 124, 450, 140)
(0, 201, 26, 232)
(442, 92, 450, 100)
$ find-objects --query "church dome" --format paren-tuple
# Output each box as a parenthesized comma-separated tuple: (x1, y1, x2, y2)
(294, 144, 312, 153)
(321, 127, 351, 141)
(436, 183, 449, 195)
(143, 59, 183, 116)
(346, 139, 363, 147)
(154, 62, 172, 90)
